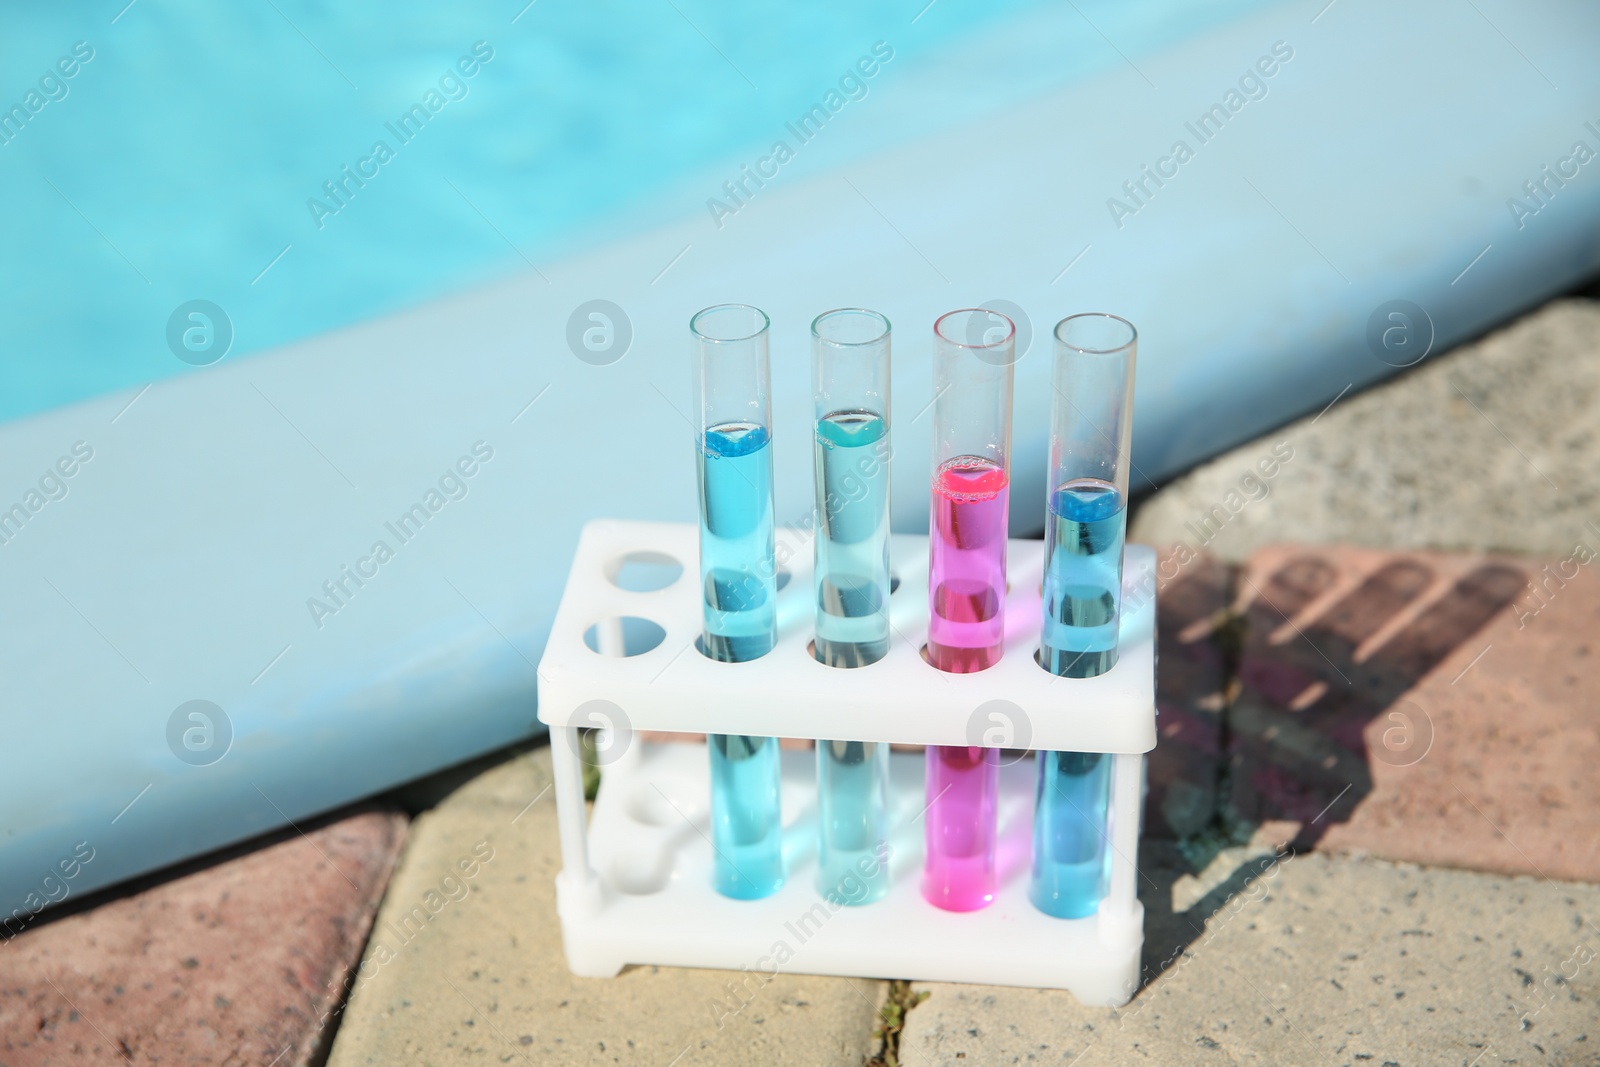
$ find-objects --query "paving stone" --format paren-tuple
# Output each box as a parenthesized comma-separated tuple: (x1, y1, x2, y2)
(1227, 543, 1600, 883)
(1146, 549, 1232, 839)
(0, 810, 407, 1066)
(1130, 299, 1600, 561)
(325, 746, 885, 1067)
(900, 847, 1600, 1066)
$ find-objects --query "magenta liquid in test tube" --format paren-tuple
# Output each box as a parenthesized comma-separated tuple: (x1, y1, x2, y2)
(922, 308, 1015, 912)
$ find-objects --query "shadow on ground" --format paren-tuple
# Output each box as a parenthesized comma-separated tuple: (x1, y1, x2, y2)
(1228, 553, 1524, 848)
(1130, 549, 1525, 994)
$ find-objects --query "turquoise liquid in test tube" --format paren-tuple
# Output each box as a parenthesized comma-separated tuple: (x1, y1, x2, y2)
(691, 303, 784, 900)
(922, 309, 1015, 912)
(810, 309, 893, 905)
(1030, 312, 1137, 919)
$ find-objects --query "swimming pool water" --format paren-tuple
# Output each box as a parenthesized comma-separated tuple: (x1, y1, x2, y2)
(0, 0, 1278, 424)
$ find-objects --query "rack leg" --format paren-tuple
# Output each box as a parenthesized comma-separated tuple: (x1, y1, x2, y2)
(1100, 752, 1145, 948)
(550, 725, 603, 918)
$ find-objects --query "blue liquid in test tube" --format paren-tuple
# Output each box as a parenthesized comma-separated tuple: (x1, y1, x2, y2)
(699, 423, 778, 663)
(1041, 480, 1126, 679)
(812, 411, 891, 667)
(693, 305, 783, 900)
(1030, 313, 1137, 919)
(1031, 750, 1112, 917)
(811, 310, 893, 904)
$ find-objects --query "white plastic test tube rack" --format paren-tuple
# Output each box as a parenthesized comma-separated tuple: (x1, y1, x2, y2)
(537, 519, 1157, 1006)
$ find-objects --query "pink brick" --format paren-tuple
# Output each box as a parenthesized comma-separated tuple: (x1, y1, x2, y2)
(0, 810, 406, 1066)
(1230, 543, 1600, 881)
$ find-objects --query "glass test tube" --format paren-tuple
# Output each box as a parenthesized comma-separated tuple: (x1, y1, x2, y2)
(1030, 312, 1136, 919)
(922, 308, 1015, 912)
(691, 303, 784, 900)
(810, 309, 893, 905)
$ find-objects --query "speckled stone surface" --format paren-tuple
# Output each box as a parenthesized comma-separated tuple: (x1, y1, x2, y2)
(1130, 299, 1600, 562)
(0, 810, 407, 1066)
(324, 747, 884, 1067)
(901, 848, 1600, 1066)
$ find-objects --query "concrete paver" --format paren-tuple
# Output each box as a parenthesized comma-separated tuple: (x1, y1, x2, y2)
(901, 847, 1600, 1066)
(1130, 299, 1600, 561)
(325, 747, 885, 1067)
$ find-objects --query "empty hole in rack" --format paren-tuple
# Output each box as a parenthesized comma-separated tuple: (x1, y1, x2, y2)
(774, 569, 792, 592)
(583, 616, 667, 657)
(606, 551, 683, 592)
(889, 575, 901, 594)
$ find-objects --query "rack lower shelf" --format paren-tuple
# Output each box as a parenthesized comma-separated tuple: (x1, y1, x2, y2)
(554, 740, 1144, 1006)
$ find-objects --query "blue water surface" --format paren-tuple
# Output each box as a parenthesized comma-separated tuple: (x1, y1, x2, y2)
(0, 0, 1278, 424)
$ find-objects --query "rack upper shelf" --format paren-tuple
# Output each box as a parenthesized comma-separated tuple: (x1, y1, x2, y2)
(537, 519, 1158, 753)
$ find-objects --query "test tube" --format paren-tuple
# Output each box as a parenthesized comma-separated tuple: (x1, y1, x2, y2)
(1030, 312, 1136, 919)
(811, 309, 893, 905)
(922, 308, 1014, 912)
(691, 303, 784, 900)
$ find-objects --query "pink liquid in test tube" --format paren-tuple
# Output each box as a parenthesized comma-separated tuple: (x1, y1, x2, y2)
(927, 457, 1008, 671)
(922, 310, 1015, 912)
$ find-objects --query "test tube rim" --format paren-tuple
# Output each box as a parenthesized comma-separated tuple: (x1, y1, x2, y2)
(933, 307, 1016, 351)
(1053, 312, 1137, 356)
(811, 307, 892, 349)
(690, 303, 771, 345)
